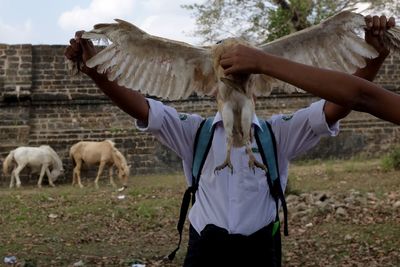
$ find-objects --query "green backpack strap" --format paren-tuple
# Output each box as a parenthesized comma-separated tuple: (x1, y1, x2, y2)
(168, 117, 216, 261)
(255, 120, 279, 183)
(192, 116, 215, 184)
(255, 120, 289, 236)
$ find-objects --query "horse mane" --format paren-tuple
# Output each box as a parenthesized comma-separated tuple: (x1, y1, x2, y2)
(41, 145, 63, 171)
(112, 148, 130, 176)
(105, 140, 128, 173)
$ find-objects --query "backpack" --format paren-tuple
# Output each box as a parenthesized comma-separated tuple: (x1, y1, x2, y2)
(168, 117, 288, 260)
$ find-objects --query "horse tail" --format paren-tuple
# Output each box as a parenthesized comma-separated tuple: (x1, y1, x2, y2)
(3, 150, 15, 175)
(69, 145, 77, 167)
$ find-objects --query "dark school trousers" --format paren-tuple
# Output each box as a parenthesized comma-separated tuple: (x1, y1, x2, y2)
(183, 222, 281, 267)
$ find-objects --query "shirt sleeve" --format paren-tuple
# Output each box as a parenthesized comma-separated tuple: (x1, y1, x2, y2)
(136, 98, 203, 171)
(270, 100, 339, 160)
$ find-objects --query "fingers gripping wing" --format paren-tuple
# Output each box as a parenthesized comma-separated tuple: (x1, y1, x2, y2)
(82, 19, 216, 100)
(253, 11, 399, 96)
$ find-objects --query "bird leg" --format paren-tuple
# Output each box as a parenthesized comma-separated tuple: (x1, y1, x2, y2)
(239, 98, 268, 173)
(245, 144, 268, 174)
(214, 136, 233, 174)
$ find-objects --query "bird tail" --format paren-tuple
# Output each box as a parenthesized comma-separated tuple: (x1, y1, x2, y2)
(232, 123, 245, 147)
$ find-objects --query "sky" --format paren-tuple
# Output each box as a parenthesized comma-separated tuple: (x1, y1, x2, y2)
(0, 1, 386, 46)
(0, 0, 203, 45)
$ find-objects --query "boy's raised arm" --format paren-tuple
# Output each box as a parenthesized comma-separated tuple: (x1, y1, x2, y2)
(64, 31, 149, 124)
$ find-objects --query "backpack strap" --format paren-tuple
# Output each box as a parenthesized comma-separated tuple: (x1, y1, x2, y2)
(168, 117, 215, 260)
(255, 120, 289, 236)
(192, 117, 216, 187)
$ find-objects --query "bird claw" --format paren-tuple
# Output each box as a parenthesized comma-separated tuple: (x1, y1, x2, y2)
(214, 162, 233, 175)
(248, 159, 268, 174)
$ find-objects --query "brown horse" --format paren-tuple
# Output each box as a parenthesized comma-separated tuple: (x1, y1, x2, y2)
(69, 140, 130, 189)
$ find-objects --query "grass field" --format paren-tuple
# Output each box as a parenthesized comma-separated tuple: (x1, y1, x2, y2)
(0, 158, 399, 266)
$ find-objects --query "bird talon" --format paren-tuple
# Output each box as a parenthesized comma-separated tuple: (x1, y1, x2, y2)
(214, 162, 233, 174)
(248, 158, 268, 173)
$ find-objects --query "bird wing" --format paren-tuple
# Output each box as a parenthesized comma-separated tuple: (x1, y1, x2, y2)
(252, 10, 400, 97)
(81, 19, 217, 100)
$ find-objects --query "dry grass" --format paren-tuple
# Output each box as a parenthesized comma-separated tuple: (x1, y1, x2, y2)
(0, 158, 399, 266)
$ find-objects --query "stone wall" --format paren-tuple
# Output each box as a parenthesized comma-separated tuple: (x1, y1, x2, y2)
(1, 44, 399, 183)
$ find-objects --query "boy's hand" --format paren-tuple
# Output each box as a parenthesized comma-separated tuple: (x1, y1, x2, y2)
(64, 31, 97, 74)
(364, 15, 396, 55)
(219, 44, 266, 76)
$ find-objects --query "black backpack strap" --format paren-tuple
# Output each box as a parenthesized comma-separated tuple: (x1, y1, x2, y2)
(167, 186, 195, 260)
(168, 117, 216, 260)
(255, 120, 289, 236)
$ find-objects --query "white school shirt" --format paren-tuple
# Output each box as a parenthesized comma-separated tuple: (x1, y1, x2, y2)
(137, 98, 339, 236)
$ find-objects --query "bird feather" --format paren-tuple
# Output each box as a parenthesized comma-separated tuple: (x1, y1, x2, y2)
(68, 10, 400, 171)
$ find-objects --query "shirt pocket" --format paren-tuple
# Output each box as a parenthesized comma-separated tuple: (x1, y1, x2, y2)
(238, 149, 269, 193)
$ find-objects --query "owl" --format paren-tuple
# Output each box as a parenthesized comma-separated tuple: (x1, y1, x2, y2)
(69, 10, 400, 172)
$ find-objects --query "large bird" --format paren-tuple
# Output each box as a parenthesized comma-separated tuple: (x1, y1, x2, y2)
(70, 10, 400, 172)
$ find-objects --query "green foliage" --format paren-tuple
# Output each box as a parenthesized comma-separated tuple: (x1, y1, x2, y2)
(381, 146, 400, 171)
(183, 0, 400, 44)
(265, 6, 293, 41)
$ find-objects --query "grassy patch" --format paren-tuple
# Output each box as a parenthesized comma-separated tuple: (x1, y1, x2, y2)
(0, 159, 399, 266)
(289, 158, 397, 196)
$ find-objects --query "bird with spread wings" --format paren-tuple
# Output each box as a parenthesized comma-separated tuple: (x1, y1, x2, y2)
(68, 10, 400, 173)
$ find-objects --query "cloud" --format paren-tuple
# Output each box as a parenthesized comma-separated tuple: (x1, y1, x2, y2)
(57, 0, 202, 44)
(140, 0, 191, 14)
(140, 14, 201, 45)
(58, 0, 136, 31)
(136, 0, 201, 43)
(0, 19, 33, 44)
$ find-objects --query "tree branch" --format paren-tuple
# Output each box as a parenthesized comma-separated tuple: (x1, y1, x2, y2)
(274, 0, 291, 10)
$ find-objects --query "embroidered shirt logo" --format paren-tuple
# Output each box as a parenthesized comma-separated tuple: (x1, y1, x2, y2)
(282, 114, 294, 121)
(179, 113, 188, 121)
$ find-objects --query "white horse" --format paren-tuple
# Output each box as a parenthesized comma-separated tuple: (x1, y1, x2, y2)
(69, 140, 130, 189)
(2, 145, 64, 188)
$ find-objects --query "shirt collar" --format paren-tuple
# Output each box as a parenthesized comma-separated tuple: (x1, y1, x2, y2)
(212, 112, 263, 131)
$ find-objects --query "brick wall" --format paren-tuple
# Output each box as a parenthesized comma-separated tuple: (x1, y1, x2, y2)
(1, 44, 399, 183)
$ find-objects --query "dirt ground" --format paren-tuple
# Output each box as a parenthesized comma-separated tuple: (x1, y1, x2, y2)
(0, 158, 399, 266)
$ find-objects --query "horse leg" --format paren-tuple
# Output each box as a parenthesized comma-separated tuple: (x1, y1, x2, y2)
(94, 161, 106, 189)
(9, 168, 16, 188)
(37, 164, 48, 188)
(45, 167, 56, 187)
(13, 163, 26, 188)
(72, 165, 77, 186)
(109, 166, 116, 188)
(73, 160, 84, 188)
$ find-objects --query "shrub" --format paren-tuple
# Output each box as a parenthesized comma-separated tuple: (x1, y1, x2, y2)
(381, 146, 400, 171)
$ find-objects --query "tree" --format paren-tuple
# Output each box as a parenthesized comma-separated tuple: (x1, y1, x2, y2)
(183, 0, 400, 44)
